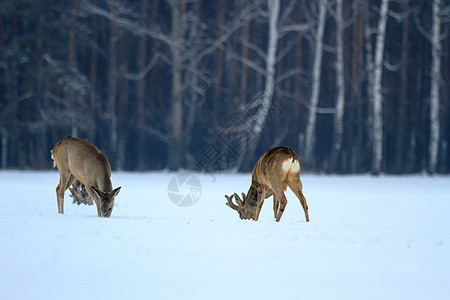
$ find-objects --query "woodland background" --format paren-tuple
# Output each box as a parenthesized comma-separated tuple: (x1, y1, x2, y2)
(0, 0, 449, 174)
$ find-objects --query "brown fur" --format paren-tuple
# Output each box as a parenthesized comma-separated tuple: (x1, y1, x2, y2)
(225, 146, 309, 222)
(51, 136, 121, 217)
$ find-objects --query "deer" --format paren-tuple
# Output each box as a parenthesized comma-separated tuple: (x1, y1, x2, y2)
(225, 146, 309, 222)
(51, 136, 121, 217)
(69, 179, 93, 206)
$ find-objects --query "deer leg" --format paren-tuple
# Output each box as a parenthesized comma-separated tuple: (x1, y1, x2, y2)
(254, 189, 267, 221)
(288, 179, 310, 222)
(274, 192, 287, 222)
(56, 181, 63, 214)
(273, 196, 279, 219)
(86, 187, 101, 217)
(56, 174, 76, 214)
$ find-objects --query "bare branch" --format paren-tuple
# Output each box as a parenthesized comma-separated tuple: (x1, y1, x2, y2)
(239, 39, 268, 62)
(80, 0, 173, 45)
(123, 53, 160, 81)
(276, 35, 301, 63)
(414, 6, 432, 41)
(192, 0, 263, 65)
(388, 9, 407, 23)
(296, 97, 336, 114)
(275, 68, 304, 85)
(383, 59, 401, 72)
(231, 53, 266, 76)
(279, 23, 310, 36)
(279, 0, 297, 25)
(139, 124, 169, 144)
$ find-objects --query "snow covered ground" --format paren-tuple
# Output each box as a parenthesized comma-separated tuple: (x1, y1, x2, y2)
(0, 171, 449, 299)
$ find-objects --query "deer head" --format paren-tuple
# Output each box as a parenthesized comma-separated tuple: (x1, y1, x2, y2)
(225, 187, 259, 220)
(92, 186, 121, 218)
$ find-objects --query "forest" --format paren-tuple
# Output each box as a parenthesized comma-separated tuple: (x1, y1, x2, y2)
(0, 0, 449, 174)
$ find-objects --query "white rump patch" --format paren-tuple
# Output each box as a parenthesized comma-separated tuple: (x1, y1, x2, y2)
(282, 159, 300, 173)
(282, 159, 292, 172)
(51, 150, 57, 168)
(291, 160, 300, 173)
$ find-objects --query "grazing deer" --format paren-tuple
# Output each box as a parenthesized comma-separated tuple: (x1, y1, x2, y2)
(69, 179, 93, 206)
(51, 136, 121, 217)
(225, 146, 309, 222)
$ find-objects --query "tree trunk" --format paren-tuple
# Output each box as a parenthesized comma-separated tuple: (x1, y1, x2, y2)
(184, 1, 202, 159)
(0, 18, 5, 168)
(395, 0, 410, 173)
(117, 35, 129, 171)
(10, 12, 21, 168)
(293, 2, 303, 120)
(137, 0, 148, 170)
(364, 0, 374, 172)
(350, 0, 364, 172)
(36, 4, 47, 168)
(240, 0, 280, 171)
(253, 0, 279, 138)
(443, 19, 450, 173)
(69, 0, 78, 137)
(240, 0, 251, 104)
(304, 0, 327, 168)
(254, 0, 280, 147)
(328, 0, 345, 173)
(1, 128, 7, 169)
(109, 4, 118, 168)
(371, 0, 389, 175)
(89, 0, 99, 141)
(429, 0, 441, 174)
(168, 0, 184, 170)
(214, 0, 226, 102)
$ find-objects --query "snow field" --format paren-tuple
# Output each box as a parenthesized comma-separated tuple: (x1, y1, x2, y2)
(0, 171, 449, 299)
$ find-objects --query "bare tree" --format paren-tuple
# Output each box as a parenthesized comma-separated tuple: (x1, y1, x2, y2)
(4, 0, 450, 173)
(364, 1, 375, 150)
(223, 0, 310, 170)
(304, 0, 327, 167)
(68, 0, 79, 137)
(136, 0, 148, 171)
(350, 0, 365, 172)
(166, 0, 185, 170)
(108, 2, 119, 168)
(395, 0, 410, 173)
(328, 0, 347, 172)
(81, 0, 258, 170)
(429, 0, 442, 173)
(368, 0, 390, 175)
(1, 127, 6, 168)
(240, 0, 252, 104)
(244, 0, 281, 163)
(89, 0, 99, 140)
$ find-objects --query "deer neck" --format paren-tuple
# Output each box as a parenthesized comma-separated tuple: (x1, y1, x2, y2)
(245, 185, 259, 208)
(96, 175, 112, 193)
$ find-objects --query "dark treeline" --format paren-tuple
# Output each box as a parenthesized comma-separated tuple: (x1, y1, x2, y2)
(0, 0, 449, 174)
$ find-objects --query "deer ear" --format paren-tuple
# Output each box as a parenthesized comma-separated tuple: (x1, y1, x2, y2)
(111, 187, 121, 198)
(92, 186, 105, 198)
